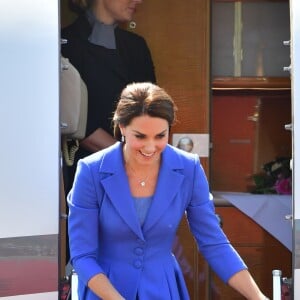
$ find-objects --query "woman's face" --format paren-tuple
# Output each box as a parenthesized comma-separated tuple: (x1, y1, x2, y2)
(96, 0, 142, 24)
(120, 115, 169, 167)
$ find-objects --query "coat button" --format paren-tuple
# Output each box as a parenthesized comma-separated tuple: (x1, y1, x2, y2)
(133, 259, 142, 269)
(134, 247, 144, 256)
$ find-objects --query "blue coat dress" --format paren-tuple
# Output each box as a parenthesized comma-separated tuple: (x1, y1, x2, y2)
(67, 142, 246, 299)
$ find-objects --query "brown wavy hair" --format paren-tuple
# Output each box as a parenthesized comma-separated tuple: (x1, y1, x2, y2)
(113, 82, 177, 141)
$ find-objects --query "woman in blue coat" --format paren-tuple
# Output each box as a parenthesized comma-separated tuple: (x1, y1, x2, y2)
(68, 82, 269, 299)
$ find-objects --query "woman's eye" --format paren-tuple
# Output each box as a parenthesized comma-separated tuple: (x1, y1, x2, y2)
(134, 134, 166, 139)
(157, 134, 166, 139)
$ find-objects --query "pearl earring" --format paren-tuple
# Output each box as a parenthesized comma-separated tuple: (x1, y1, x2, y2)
(121, 135, 125, 143)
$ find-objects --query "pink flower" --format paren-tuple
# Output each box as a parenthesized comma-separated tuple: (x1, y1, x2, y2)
(274, 177, 292, 195)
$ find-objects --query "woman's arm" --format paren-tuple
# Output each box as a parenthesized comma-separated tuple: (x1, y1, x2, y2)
(88, 273, 125, 300)
(80, 128, 116, 152)
(186, 157, 268, 299)
(69, 160, 125, 299)
(228, 269, 269, 300)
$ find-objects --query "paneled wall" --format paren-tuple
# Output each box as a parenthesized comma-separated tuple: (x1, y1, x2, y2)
(129, 0, 211, 173)
(211, 90, 292, 192)
(214, 206, 292, 299)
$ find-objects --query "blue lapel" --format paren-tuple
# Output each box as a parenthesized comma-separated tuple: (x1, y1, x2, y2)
(143, 145, 184, 233)
(98, 143, 185, 239)
(99, 143, 144, 240)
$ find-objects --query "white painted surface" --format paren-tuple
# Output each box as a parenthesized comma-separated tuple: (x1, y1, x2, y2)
(290, 0, 300, 299)
(172, 134, 210, 157)
(1, 292, 59, 300)
(294, 269, 300, 299)
(290, 0, 300, 220)
(0, 0, 60, 238)
(71, 272, 79, 300)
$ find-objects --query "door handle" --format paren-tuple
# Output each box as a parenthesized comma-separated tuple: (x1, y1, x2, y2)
(284, 123, 292, 131)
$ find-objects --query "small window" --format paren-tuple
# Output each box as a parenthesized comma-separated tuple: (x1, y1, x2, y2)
(212, 1, 290, 77)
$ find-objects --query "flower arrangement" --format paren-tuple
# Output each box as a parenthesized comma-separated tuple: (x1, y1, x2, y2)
(251, 157, 292, 194)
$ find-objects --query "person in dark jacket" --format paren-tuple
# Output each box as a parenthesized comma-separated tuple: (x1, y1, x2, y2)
(61, 0, 156, 193)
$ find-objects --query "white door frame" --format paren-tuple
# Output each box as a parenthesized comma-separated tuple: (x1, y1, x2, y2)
(290, 0, 300, 298)
(0, 1, 60, 299)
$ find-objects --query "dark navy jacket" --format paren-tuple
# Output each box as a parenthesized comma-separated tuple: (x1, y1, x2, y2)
(61, 15, 156, 192)
(62, 15, 156, 137)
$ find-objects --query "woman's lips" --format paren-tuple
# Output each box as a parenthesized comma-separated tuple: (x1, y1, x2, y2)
(127, 7, 136, 14)
(139, 151, 155, 158)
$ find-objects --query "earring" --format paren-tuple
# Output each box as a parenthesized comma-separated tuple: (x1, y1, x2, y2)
(121, 135, 125, 143)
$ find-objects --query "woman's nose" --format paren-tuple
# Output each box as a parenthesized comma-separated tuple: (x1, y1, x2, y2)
(143, 140, 156, 152)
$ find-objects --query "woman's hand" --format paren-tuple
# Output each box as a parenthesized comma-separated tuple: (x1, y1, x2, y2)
(88, 273, 125, 300)
(228, 269, 269, 300)
(80, 128, 116, 152)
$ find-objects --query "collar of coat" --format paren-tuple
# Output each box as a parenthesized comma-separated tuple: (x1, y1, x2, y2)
(85, 9, 117, 49)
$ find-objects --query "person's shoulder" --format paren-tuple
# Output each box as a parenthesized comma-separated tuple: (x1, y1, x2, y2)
(61, 15, 90, 62)
(61, 14, 90, 40)
(61, 19, 78, 38)
(164, 144, 199, 166)
(80, 142, 121, 170)
(116, 27, 147, 44)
